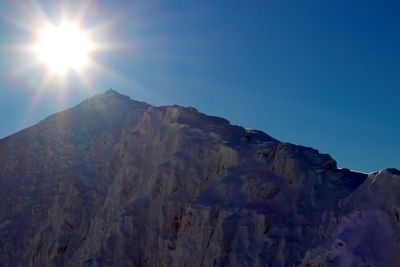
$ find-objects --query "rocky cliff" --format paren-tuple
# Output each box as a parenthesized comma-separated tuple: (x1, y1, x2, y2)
(0, 90, 398, 267)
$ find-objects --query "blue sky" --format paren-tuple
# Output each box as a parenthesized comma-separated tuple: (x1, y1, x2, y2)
(0, 0, 399, 172)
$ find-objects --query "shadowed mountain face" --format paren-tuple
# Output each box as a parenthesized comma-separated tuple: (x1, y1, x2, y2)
(0, 90, 398, 267)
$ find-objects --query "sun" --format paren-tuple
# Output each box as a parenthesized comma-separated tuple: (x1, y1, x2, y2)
(34, 22, 93, 73)
(5, 1, 132, 102)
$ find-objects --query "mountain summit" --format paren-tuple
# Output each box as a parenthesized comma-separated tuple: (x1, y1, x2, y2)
(0, 90, 398, 266)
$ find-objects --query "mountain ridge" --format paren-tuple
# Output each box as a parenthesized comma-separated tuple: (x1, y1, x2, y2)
(5, 89, 395, 176)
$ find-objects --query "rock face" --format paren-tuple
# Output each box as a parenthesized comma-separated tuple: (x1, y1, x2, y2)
(0, 90, 398, 267)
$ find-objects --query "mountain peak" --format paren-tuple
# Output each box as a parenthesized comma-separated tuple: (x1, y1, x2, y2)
(104, 88, 120, 95)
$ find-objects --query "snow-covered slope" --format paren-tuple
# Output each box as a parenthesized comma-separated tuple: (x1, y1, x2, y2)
(0, 90, 398, 266)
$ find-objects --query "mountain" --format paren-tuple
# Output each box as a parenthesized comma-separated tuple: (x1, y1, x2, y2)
(0, 89, 398, 267)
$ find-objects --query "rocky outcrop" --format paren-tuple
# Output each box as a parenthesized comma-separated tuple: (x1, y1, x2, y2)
(303, 169, 400, 267)
(0, 90, 397, 266)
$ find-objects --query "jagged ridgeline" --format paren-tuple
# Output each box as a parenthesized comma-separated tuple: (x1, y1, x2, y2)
(0, 90, 399, 266)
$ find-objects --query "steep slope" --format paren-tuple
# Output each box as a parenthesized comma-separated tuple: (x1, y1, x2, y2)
(0, 90, 398, 267)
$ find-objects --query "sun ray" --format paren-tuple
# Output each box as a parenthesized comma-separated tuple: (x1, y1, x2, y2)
(65, 0, 92, 27)
(2, 1, 50, 35)
(19, 70, 54, 129)
(55, 74, 69, 108)
(74, 60, 96, 95)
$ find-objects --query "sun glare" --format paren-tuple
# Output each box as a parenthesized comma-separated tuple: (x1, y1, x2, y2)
(35, 23, 93, 73)
(6, 1, 131, 108)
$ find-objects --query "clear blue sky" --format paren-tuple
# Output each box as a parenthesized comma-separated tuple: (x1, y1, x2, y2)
(0, 0, 399, 172)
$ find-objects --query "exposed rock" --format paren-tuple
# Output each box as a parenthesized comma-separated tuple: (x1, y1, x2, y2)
(0, 90, 397, 266)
